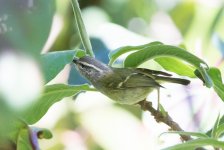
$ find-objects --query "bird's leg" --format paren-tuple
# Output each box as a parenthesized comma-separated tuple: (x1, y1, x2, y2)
(157, 88, 160, 111)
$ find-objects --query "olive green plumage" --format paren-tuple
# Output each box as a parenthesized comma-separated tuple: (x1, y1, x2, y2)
(73, 56, 190, 105)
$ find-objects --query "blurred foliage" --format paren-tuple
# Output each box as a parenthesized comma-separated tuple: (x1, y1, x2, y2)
(170, 1, 195, 35)
(1, 0, 224, 149)
(0, 0, 55, 57)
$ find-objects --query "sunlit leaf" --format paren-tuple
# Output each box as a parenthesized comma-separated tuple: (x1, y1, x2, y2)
(208, 67, 224, 101)
(163, 138, 224, 150)
(109, 42, 197, 78)
(160, 131, 209, 139)
(215, 123, 224, 138)
(108, 41, 162, 65)
(124, 44, 212, 87)
(155, 57, 196, 77)
(41, 49, 86, 83)
(22, 84, 96, 124)
(17, 128, 34, 150)
(211, 114, 220, 138)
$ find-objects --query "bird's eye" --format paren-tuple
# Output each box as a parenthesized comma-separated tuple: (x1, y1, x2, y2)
(79, 64, 85, 68)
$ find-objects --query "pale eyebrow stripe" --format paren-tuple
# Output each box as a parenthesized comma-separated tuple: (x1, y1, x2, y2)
(79, 61, 103, 72)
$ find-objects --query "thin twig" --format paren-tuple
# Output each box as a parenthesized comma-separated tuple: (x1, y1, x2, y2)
(138, 100, 192, 141)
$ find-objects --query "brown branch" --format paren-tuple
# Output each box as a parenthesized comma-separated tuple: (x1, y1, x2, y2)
(138, 100, 192, 141)
(138, 100, 206, 150)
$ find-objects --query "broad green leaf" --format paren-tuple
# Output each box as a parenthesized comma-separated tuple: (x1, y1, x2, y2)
(208, 67, 224, 101)
(0, 0, 55, 57)
(155, 57, 196, 77)
(163, 138, 224, 150)
(71, 0, 94, 57)
(109, 42, 197, 78)
(23, 84, 96, 124)
(41, 49, 85, 83)
(17, 128, 34, 150)
(160, 131, 209, 139)
(108, 41, 162, 65)
(124, 44, 212, 87)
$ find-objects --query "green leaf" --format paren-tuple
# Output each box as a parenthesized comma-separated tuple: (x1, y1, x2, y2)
(70, 0, 94, 57)
(124, 44, 212, 87)
(215, 123, 224, 138)
(17, 129, 33, 150)
(163, 138, 224, 150)
(7, 119, 27, 144)
(1, 0, 55, 57)
(22, 84, 96, 124)
(155, 57, 196, 78)
(160, 131, 209, 139)
(41, 49, 85, 83)
(159, 104, 167, 117)
(208, 67, 224, 101)
(108, 41, 162, 66)
(109, 42, 198, 78)
(211, 114, 220, 138)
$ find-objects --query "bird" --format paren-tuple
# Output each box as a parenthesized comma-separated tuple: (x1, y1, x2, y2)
(73, 56, 190, 105)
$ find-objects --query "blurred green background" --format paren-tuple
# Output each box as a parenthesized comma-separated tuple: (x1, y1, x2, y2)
(0, 0, 224, 149)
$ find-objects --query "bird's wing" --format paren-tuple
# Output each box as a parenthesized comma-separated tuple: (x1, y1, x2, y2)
(115, 72, 162, 89)
(136, 68, 172, 77)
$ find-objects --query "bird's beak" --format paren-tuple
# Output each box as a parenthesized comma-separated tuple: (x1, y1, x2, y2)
(73, 57, 79, 64)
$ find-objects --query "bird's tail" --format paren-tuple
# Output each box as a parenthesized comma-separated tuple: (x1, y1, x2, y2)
(155, 76, 190, 85)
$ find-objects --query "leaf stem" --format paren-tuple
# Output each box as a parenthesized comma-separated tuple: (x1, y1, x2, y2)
(70, 0, 95, 57)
